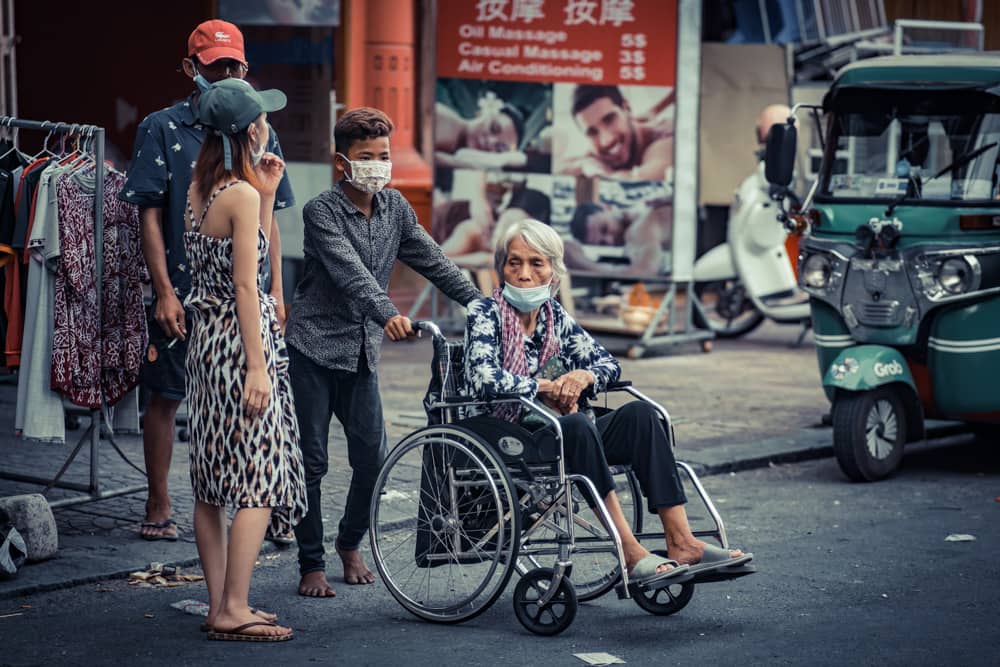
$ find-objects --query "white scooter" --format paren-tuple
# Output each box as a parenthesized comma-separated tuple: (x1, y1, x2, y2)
(691, 161, 811, 341)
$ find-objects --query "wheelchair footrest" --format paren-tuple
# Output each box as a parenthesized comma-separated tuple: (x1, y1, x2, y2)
(688, 562, 757, 584)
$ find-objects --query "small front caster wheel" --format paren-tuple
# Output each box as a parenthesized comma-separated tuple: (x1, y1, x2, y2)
(630, 550, 695, 616)
(513, 567, 578, 636)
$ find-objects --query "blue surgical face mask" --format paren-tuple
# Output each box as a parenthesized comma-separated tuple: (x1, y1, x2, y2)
(503, 281, 551, 312)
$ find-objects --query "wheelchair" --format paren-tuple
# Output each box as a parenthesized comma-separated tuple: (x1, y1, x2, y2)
(369, 321, 748, 635)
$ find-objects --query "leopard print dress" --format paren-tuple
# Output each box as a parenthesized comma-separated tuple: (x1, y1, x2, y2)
(182, 180, 306, 525)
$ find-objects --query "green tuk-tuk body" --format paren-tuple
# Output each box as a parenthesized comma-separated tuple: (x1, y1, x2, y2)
(773, 55, 1000, 481)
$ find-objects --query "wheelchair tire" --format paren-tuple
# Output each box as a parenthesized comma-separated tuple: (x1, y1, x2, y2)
(630, 550, 695, 616)
(369, 426, 520, 625)
(513, 567, 578, 636)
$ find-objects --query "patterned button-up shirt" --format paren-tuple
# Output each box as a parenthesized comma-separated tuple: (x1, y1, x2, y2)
(120, 91, 294, 296)
(464, 296, 621, 402)
(286, 182, 480, 373)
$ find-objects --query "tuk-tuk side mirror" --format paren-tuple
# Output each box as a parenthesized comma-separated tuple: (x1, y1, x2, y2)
(764, 122, 797, 188)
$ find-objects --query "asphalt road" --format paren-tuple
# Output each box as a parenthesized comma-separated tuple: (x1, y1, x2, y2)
(2, 436, 997, 667)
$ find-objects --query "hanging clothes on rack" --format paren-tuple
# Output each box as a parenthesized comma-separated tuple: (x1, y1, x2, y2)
(5, 152, 54, 368)
(0, 136, 29, 351)
(1, 117, 148, 507)
(50, 168, 144, 408)
(16, 156, 72, 442)
(14, 129, 145, 442)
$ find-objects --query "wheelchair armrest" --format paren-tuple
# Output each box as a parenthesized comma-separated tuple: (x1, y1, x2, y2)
(487, 392, 525, 402)
(435, 392, 523, 406)
(606, 380, 633, 390)
(441, 394, 478, 404)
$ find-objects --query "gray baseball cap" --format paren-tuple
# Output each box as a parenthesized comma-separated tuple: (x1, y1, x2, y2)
(198, 77, 286, 135)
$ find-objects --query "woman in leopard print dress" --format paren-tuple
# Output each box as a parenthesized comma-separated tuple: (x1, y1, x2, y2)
(182, 78, 305, 642)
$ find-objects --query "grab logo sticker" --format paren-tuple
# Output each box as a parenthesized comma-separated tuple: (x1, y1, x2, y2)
(873, 360, 904, 378)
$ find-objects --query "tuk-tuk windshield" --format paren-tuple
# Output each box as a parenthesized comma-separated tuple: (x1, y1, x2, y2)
(820, 86, 1000, 203)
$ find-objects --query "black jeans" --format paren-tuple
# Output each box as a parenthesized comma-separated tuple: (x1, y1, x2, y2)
(288, 345, 387, 576)
(534, 401, 686, 513)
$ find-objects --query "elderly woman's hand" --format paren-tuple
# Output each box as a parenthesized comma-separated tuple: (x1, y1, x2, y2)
(546, 370, 595, 414)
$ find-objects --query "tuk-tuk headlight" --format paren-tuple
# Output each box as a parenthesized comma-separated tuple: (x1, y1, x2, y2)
(802, 253, 832, 288)
(937, 257, 973, 294)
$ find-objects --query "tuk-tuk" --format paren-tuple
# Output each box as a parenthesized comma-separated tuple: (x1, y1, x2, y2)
(766, 54, 1000, 481)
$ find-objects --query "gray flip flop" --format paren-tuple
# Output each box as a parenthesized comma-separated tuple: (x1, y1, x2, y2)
(686, 543, 753, 575)
(628, 554, 690, 586)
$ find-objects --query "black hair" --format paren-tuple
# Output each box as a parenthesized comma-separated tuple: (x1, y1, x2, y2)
(334, 107, 394, 155)
(499, 103, 526, 148)
(570, 85, 626, 117)
(569, 202, 603, 242)
(508, 187, 551, 223)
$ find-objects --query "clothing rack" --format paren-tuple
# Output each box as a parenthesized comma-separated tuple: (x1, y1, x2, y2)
(0, 116, 147, 508)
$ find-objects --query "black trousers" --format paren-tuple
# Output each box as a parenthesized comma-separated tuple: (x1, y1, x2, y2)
(288, 346, 387, 576)
(534, 401, 686, 513)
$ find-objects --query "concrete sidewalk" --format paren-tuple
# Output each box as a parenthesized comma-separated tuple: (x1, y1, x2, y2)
(0, 321, 951, 600)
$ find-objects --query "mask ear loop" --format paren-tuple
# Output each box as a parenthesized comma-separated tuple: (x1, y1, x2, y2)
(191, 62, 212, 93)
(335, 152, 354, 182)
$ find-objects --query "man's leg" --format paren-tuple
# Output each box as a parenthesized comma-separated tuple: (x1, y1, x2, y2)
(330, 360, 386, 585)
(288, 346, 337, 597)
(141, 392, 181, 539)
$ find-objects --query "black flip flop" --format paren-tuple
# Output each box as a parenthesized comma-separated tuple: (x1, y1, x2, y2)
(139, 518, 178, 541)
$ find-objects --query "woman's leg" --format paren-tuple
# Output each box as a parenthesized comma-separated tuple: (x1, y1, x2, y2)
(600, 402, 742, 564)
(212, 507, 292, 637)
(603, 490, 673, 575)
(543, 413, 671, 575)
(194, 500, 227, 625)
(655, 505, 742, 564)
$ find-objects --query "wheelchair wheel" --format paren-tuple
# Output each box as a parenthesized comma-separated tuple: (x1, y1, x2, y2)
(631, 550, 695, 616)
(519, 471, 641, 602)
(370, 426, 519, 624)
(512, 567, 578, 636)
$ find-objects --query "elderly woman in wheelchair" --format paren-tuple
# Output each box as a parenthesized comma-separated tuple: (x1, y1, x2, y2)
(367, 218, 753, 635)
(465, 219, 752, 580)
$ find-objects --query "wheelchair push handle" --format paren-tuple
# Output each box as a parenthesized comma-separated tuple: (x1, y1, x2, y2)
(411, 319, 443, 339)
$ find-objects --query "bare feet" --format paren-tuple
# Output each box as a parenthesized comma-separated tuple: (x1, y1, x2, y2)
(298, 570, 336, 597)
(669, 540, 743, 566)
(212, 607, 292, 639)
(336, 545, 376, 585)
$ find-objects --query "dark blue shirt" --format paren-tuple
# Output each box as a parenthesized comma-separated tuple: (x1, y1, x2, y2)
(120, 91, 294, 296)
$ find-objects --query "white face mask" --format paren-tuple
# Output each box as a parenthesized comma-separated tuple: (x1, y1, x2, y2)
(250, 138, 265, 166)
(502, 281, 551, 312)
(338, 153, 392, 194)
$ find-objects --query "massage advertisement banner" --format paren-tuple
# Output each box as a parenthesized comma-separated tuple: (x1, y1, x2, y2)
(432, 0, 681, 284)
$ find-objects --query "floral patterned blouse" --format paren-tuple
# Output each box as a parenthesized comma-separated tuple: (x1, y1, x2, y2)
(464, 296, 621, 404)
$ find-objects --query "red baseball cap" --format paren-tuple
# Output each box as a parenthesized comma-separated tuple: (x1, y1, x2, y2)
(187, 19, 247, 66)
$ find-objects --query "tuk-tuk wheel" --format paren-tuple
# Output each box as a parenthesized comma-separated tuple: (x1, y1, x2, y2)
(832, 386, 907, 482)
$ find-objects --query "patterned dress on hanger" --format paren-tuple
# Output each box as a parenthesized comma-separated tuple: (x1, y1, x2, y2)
(182, 180, 306, 523)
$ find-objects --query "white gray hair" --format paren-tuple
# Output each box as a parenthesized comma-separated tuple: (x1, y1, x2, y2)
(494, 218, 567, 293)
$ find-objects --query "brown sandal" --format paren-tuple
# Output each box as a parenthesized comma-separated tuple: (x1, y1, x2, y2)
(200, 607, 278, 632)
(206, 621, 293, 642)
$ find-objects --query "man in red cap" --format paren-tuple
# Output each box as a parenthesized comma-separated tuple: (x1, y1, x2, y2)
(121, 19, 295, 543)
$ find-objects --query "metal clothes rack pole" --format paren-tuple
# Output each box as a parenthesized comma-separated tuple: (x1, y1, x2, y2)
(0, 116, 147, 508)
